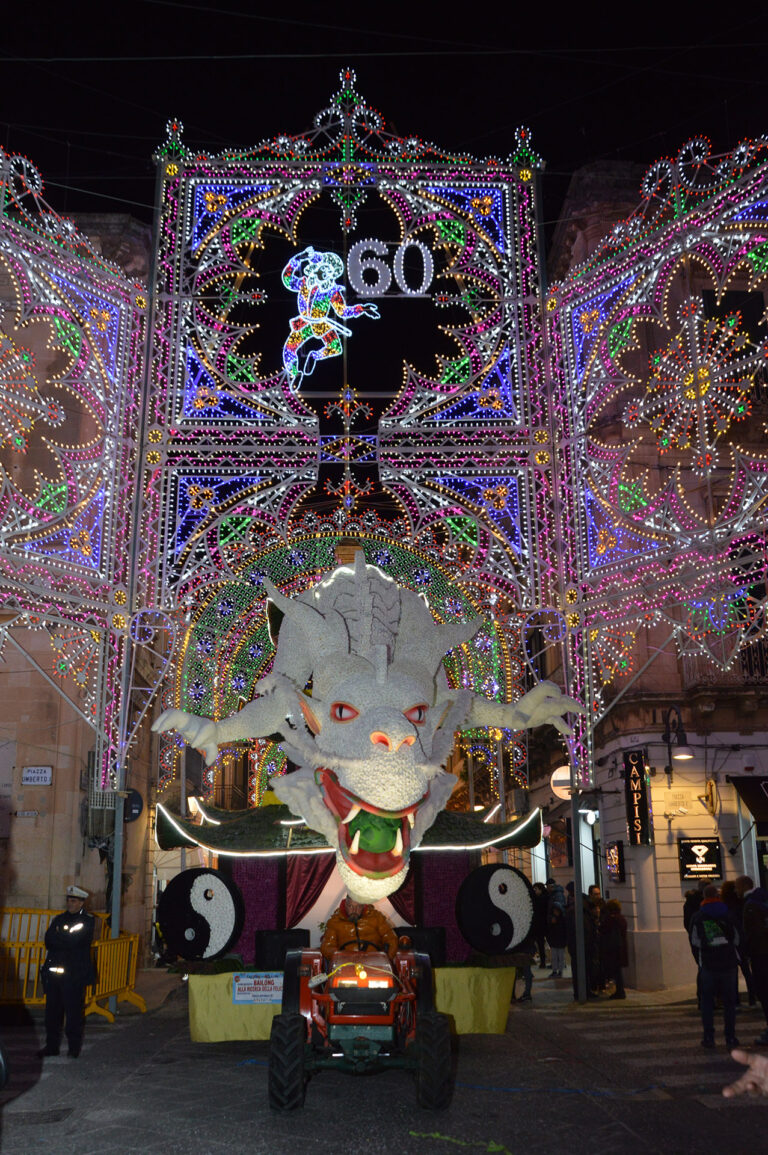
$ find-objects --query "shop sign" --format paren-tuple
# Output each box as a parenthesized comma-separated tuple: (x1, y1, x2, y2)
(22, 765, 52, 785)
(232, 972, 283, 1004)
(605, 840, 625, 884)
(624, 749, 653, 845)
(678, 838, 723, 882)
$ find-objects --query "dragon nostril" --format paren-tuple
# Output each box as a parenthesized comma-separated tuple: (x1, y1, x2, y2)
(370, 731, 391, 749)
(397, 736, 416, 750)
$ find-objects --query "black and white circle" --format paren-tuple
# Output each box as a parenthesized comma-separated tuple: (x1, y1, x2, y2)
(156, 868, 244, 961)
(455, 864, 534, 954)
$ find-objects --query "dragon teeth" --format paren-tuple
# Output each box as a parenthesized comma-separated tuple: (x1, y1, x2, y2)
(394, 827, 403, 856)
(406, 812, 415, 828)
(349, 829, 361, 855)
(340, 804, 361, 825)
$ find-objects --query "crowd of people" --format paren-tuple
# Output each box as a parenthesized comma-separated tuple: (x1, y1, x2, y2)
(535, 878, 628, 1000)
(523, 872, 768, 1098)
(684, 874, 768, 1049)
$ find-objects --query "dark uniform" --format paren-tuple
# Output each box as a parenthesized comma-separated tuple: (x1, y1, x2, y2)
(40, 893, 97, 1057)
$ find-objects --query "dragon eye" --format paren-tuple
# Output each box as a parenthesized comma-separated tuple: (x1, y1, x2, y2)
(330, 702, 359, 723)
(404, 704, 429, 725)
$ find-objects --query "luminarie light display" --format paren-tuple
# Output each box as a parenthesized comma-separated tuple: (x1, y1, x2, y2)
(549, 134, 768, 737)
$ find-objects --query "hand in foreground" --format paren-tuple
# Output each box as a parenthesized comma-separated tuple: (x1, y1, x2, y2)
(722, 1049, 768, 1098)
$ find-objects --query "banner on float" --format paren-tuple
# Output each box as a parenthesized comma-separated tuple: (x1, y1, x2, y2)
(232, 972, 284, 1004)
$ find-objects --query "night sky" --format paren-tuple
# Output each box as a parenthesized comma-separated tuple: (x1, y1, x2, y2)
(4, 2, 768, 243)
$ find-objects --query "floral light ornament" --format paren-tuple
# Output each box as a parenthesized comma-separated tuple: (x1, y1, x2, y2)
(634, 297, 755, 469)
(154, 552, 581, 901)
(593, 265, 768, 538)
(0, 254, 99, 514)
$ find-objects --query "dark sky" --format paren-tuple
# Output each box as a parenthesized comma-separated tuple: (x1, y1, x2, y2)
(3, 2, 768, 241)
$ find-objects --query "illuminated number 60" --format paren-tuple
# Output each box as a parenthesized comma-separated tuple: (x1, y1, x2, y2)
(393, 240, 433, 296)
(347, 239, 433, 297)
(347, 240, 391, 296)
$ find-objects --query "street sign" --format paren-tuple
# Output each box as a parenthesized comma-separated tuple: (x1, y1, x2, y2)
(550, 765, 571, 800)
(123, 788, 144, 823)
(22, 765, 52, 786)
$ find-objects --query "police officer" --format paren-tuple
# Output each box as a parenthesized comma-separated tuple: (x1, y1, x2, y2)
(39, 885, 97, 1058)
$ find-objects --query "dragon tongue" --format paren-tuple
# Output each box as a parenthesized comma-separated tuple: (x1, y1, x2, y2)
(314, 768, 419, 876)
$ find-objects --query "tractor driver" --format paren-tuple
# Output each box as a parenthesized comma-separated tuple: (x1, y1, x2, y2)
(321, 895, 399, 961)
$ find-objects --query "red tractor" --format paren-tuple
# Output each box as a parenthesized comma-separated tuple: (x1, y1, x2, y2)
(268, 943, 453, 1111)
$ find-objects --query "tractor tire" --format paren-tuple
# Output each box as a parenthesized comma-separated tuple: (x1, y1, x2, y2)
(415, 1011, 453, 1109)
(268, 1013, 308, 1111)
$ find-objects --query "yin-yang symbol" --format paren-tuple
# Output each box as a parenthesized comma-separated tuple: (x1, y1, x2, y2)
(156, 868, 245, 961)
(455, 864, 534, 955)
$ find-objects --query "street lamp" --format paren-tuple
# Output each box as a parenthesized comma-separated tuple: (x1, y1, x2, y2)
(661, 704, 694, 784)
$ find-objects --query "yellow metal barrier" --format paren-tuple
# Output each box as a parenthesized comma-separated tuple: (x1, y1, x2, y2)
(0, 938, 48, 1004)
(1, 906, 108, 947)
(84, 933, 147, 1023)
(0, 907, 145, 1021)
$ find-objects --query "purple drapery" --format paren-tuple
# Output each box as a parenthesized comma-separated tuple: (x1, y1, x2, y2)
(231, 858, 281, 963)
(285, 853, 335, 928)
(388, 863, 417, 925)
(419, 851, 472, 961)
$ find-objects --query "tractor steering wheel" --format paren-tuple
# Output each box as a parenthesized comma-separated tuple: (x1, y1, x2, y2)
(339, 939, 380, 953)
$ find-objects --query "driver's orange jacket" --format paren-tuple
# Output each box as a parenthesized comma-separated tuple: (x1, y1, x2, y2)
(320, 904, 399, 961)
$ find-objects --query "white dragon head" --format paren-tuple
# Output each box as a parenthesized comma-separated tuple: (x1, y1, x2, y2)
(154, 550, 578, 902)
(264, 551, 479, 901)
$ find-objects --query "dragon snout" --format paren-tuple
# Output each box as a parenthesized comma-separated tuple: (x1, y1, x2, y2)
(370, 730, 416, 752)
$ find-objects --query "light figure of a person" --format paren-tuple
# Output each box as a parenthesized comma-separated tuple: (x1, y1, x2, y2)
(282, 247, 379, 391)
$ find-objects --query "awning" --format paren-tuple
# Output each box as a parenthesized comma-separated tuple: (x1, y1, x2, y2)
(727, 775, 768, 837)
(543, 800, 571, 824)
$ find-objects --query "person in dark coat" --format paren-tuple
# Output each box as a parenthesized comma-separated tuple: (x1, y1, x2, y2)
(588, 884, 606, 991)
(722, 878, 755, 1006)
(565, 883, 598, 1000)
(544, 879, 567, 977)
(39, 885, 97, 1058)
(740, 879, 768, 1046)
(684, 878, 709, 1008)
(689, 883, 740, 1049)
(600, 898, 628, 999)
(683, 879, 707, 932)
(510, 931, 537, 1003)
(531, 882, 549, 969)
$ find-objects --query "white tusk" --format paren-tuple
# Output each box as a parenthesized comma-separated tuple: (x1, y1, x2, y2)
(349, 829, 361, 855)
(406, 812, 415, 828)
(394, 827, 403, 856)
(341, 804, 361, 825)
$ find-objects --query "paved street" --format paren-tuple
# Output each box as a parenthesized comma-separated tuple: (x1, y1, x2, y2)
(0, 969, 766, 1154)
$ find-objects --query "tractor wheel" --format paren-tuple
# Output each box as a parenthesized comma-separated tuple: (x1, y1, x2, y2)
(268, 1013, 308, 1111)
(415, 1011, 453, 1109)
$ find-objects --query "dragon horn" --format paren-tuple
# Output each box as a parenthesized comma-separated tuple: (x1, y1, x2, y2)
(394, 595, 482, 678)
(440, 616, 483, 651)
(263, 578, 350, 662)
